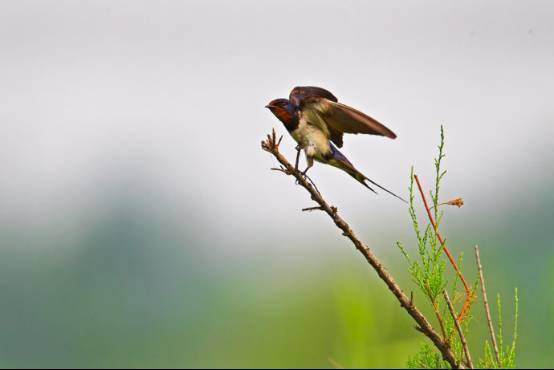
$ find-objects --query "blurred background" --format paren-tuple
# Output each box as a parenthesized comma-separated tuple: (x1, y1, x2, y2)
(1, 0, 553, 367)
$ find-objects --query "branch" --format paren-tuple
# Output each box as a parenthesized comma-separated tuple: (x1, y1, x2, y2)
(261, 130, 461, 369)
(414, 174, 474, 322)
(475, 245, 501, 366)
(444, 290, 474, 369)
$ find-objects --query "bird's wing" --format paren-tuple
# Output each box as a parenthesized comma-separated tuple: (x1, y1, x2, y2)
(290, 86, 345, 147)
(308, 99, 397, 139)
(290, 86, 396, 143)
(289, 86, 337, 107)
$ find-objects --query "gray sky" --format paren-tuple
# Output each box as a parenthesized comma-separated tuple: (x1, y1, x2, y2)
(1, 0, 553, 252)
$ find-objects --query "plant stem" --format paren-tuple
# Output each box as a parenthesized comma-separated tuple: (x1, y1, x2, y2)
(444, 290, 474, 369)
(414, 174, 473, 322)
(475, 245, 501, 366)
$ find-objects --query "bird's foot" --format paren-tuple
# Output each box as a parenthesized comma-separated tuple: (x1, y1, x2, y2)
(295, 161, 312, 183)
(294, 167, 309, 184)
(295, 170, 321, 196)
(294, 145, 302, 171)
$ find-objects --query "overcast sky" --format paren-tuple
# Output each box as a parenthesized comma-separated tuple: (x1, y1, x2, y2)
(1, 0, 553, 252)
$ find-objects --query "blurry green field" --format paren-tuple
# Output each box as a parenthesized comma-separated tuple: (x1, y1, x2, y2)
(0, 188, 552, 368)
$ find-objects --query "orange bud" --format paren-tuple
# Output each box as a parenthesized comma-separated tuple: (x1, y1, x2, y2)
(445, 197, 464, 208)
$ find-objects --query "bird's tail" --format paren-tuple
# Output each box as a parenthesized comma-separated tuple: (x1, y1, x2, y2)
(327, 144, 407, 203)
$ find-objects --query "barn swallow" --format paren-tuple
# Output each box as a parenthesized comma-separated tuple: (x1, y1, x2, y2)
(266, 86, 406, 202)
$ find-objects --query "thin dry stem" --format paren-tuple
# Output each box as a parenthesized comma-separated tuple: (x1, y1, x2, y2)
(475, 245, 501, 366)
(261, 130, 462, 369)
(432, 299, 448, 341)
(414, 174, 473, 322)
(328, 357, 345, 369)
(425, 282, 448, 341)
(444, 290, 474, 369)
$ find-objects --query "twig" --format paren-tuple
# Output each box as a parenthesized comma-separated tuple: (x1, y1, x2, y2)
(414, 174, 473, 322)
(261, 129, 462, 369)
(475, 245, 501, 366)
(443, 290, 474, 369)
(302, 206, 325, 212)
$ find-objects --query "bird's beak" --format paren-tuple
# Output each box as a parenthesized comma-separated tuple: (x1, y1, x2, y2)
(265, 104, 272, 109)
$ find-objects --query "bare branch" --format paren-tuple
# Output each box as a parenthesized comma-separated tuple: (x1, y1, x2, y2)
(444, 290, 474, 369)
(475, 245, 501, 366)
(261, 131, 462, 369)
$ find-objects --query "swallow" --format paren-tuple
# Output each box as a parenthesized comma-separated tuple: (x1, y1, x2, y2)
(265, 86, 406, 202)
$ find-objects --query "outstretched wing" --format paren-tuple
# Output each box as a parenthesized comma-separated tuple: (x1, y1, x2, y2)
(290, 86, 397, 147)
(312, 99, 397, 139)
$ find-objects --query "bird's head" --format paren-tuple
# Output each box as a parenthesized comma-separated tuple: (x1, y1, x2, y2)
(265, 98, 297, 130)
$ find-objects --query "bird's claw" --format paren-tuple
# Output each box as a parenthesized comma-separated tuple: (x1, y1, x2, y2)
(263, 130, 320, 195)
(295, 167, 309, 184)
(296, 171, 321, 196)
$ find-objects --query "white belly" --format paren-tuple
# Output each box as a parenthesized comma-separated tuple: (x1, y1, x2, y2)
(291, 122, 331, 161)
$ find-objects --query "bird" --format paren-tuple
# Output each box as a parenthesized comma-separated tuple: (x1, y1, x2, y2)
(265, 86, 406, 202)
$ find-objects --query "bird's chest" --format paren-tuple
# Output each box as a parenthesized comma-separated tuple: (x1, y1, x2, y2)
(290, 122, 330, 160)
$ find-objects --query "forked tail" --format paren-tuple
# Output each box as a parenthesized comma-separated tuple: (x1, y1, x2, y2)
(327, 144, 407, 203)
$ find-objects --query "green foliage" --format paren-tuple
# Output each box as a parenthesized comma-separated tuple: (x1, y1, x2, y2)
(397, 126, 447, 305)
(407, 343, 449, 369)
(431, 125, 447, 225)
(400, 125, 461, 368)
(398, 126, 520, 368)
(479, 288, 519, 368)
